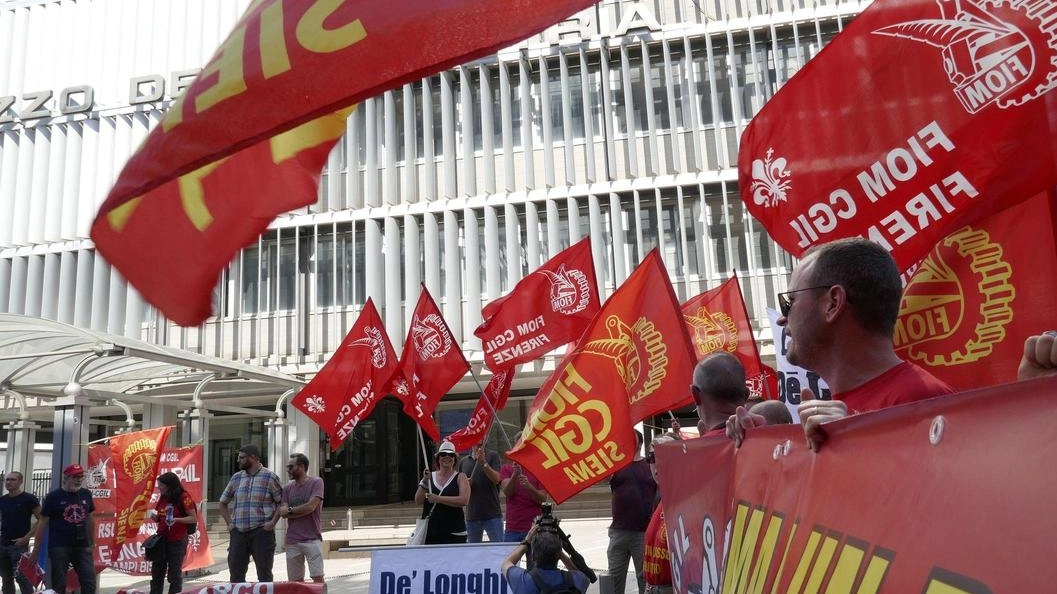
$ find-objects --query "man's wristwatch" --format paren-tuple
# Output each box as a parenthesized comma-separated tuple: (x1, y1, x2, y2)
(287, 506, 294, 515)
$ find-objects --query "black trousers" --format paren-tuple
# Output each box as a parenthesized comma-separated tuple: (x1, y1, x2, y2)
(227, 527, 275, 583)
(149, 537, 188, 594)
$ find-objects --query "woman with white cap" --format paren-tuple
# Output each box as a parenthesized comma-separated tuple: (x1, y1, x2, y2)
(414, 440, 471, 544)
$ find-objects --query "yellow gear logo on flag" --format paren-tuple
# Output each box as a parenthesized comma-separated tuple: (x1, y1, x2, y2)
(582, 315, 668, 404)
(684, 307, 739, 356)
(122, 438, 160, 484)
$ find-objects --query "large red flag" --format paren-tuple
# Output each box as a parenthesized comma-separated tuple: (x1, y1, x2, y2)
(400, 287, 470, 441)
(475, 238, 600, 371)
(895, 191, 1057, 390)
(90, 0, 599, 326)
(681, 273, 767, 388)
(738, 0, 1057, 271)
(446, 370, 516, 452)
(508, 249, 697, 503)
(108, 427, 172, 561)
(290, 299, 398, 451)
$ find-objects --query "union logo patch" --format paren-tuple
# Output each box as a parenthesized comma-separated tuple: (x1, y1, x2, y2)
(411, 313, 452, 359)
(684, 307, 739, 356)
(582, 315, 669, 404)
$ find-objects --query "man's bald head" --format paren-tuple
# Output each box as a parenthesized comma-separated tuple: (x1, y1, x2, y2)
(692, 352, 749, 405)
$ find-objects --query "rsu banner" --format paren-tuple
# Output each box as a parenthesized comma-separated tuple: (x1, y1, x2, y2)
(96, 445, 213, 575)
(655, 377, 1057, 593)
(738, 0, 1057, 270)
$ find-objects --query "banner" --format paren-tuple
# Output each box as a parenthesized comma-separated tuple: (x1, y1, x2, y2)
(653, 435, 734, 594)
(95, 445, 213, 575)
(682, 273, 771, 398)
(369, 542, 515, 594)
(767, 308, 832, 421)
(107, 427, 171, 560)
(738, 0, 1057, 270)
(291, 298, 399, 450)
(398, 286, 470, 441)
(119, 584, 325, 594)
(895, 192, 1057, 390)
(656, 377, 1057, 593)
(508, 250, 697, 503)
(447, 370, 515, 452)
(475, 238, 600, 371)
(90, 0, 598, 326)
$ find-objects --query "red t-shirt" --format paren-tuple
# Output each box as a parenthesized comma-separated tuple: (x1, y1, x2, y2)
(837, 361, 954, 413)
(156, 492, 196, 542)
(643, 505, 671, 586)
(500, 464, 544, 533)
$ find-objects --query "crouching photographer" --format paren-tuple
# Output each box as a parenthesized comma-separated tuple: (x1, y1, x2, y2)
(501, 521, 590, 594)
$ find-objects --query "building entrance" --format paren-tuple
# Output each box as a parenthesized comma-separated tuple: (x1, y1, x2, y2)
(322, 397, 421, 506)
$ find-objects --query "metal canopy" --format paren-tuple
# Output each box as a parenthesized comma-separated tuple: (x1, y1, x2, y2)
(0, 314, 304, 423)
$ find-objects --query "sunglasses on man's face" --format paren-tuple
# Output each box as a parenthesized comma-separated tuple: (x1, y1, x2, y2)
(776, 286, 833, 317)
(645, 451, 656, 464)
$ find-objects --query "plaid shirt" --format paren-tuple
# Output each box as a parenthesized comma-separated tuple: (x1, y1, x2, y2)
(219, 465, 282, 532)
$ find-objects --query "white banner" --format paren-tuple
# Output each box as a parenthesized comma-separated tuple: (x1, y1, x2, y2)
(767, 308, 832, 422)
(370, 543, 517, 594)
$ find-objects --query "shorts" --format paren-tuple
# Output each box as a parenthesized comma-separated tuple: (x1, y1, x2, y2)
(285, 540, 324, 581)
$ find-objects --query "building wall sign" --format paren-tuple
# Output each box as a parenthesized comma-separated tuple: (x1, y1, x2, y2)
(0, 69, 200, 125)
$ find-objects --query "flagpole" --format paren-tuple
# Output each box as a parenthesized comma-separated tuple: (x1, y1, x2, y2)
(467, 367, 515, 451)
(416, 427, 433, 494)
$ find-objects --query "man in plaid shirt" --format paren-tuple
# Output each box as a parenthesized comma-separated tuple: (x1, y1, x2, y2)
(219, 444, 283, 582)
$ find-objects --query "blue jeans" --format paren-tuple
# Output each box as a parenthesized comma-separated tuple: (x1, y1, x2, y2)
(465, 517, 504, 543)
(48, 546, 95, 594)
(0, 544, 31, 594)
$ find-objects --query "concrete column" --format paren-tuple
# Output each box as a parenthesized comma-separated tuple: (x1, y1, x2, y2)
(182, 409, 212, 526)
(142, 403, 177, 430)
(50, 396, 91, 491)
(266, 416, 290, 549)
(288, 407, 320, 476)
(4, 420, 39, 475)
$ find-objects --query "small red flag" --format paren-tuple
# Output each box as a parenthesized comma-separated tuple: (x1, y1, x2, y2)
(738, 0, 1056, 270)
(508, 249, 697, 503)
(447, 370, 516, 452)
(399, 287, 470, 441)
(475, 238, 600, 371)
(682, 273, 766, 381)
(290, 299, 398, 450)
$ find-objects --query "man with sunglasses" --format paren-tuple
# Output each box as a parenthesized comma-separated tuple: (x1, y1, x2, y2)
(727, 238, 952, 451)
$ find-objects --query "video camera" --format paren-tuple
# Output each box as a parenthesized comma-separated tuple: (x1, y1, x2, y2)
(531, 503, 597, 583)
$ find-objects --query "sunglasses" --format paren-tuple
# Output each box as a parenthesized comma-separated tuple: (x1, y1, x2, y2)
(776, 286, 832, 317)
(437, 453, 456, 459)
(645, 451, 656, 464)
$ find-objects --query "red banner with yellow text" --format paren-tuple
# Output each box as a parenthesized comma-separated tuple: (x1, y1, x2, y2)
(508, 250, 697, 503)
(447, 370, 515, 452)
(475, 238, 600, 371)
(738, 0, 1057, 270)
(656, 377, 1057, 593)
(91, 0, 598, 326)
(895, 191, 1057, 390)
(95, 445, 212, 575)
(107, 427, 171, 563)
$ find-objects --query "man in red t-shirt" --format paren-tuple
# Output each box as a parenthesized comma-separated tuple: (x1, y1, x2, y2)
(727, 238, 953, 451)
(642, 433, 680, 594)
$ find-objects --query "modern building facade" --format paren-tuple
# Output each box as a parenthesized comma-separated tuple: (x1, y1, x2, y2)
(0, 0, 865, 505)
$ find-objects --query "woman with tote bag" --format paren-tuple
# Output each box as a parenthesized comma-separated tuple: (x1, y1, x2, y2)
(413, 441, 470, 545)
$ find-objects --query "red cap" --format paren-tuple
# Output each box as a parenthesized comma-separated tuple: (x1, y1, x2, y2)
(63, 464, 84, 476)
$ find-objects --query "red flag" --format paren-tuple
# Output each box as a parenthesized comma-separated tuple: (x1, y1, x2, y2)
(508, 249, 697, 503)
(90, 0, 599, 326)
(738, 0, 1056, 270)
(682, 273, 765, 379)
(747, 364, 780, 400)
(290, 299, 398, 451)
(400, 287, 470, 441)
(475, 238, 600, 371)
(895, 191, 1057, 390)
(108, 427, 171, 561)
(446, 370, 515, 452)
